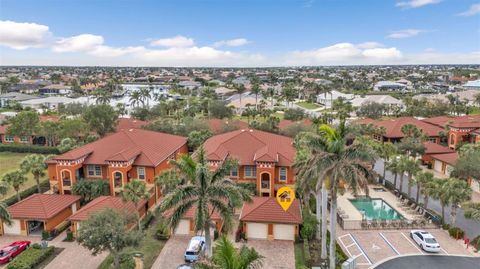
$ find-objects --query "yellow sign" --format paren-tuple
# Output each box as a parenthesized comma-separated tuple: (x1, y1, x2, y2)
(276, 186, 295, 212)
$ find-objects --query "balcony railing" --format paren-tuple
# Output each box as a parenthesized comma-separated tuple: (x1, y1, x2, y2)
(114, 178, 122, 188)
(63, 179, 71, 187)
(261, 180, 270, 189)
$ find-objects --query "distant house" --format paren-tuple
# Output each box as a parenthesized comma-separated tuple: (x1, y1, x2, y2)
(423, 115, 480, 149)
(373, 81, 408, 92)
(2, 194, 80, 236)
(39, 84, 72, 95)
(115, 118, 147, 132)
(0, 92, 39, 108)
(203, 129, 296, 197)
(239, 197, 301, 241)
(421, 141, 455, 168)
(351, 95, 404, 111)
(431, 152, 458, 177)
(0, 115, 59, 146)
(19, 96, 89, 111)
(178, 81, 201, 90)
(463, 79, 480, 90)
(316, 90, 353, 108)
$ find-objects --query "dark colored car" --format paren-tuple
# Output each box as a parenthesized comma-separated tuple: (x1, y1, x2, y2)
(0, 241, 31, 264)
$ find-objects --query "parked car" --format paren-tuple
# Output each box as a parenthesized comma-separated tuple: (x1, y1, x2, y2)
(176, 264, 193, 269)
(0, 241, 31, 264)
(184, 236, 205, 263)
(410, 230, 441, 252)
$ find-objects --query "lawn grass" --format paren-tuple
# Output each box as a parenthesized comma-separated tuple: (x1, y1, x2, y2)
(295, 101, 321, 110)
(294, 242, 306, 269)
(0, 152, 43, 199)
(470, 107, 480, 115)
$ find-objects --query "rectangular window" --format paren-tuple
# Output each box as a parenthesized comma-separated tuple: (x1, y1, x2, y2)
(230, 168, 238, 177)
(244, 166, 257, 178)
(137, 167, 145, 180)
(88, 165, 102, 177)
(20, 136, 29, 143)
(279, 167, 287, 182)
(5, 135, 14, 142)
(428, 138, 437, 143)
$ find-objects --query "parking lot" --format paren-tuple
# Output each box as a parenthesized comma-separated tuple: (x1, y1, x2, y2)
(337, 229, 473, 269)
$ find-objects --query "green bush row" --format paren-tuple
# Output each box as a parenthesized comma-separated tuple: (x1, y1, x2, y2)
(303, 239, 311, 267)
(0, 143, 60, 154)
(448, 227, 465, 239)
(3, 180, 50, 206)
(470, 235, 480, 252)
(6, 245, 54, 269)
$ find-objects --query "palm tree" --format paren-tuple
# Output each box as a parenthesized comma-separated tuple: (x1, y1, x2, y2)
(129, 91, 142, 108)
(386, 157, 400, 188)
(20, 154, 49, 193)
(95, 89, 112, 105)
(121, 180, 150, 231)
(463, 203, 480, 221)
(139, 88, 151, 108)
(397, 156, 409, 193)
(196, 235, 263, 269)
(444, 178, 472, 226)
(251, 83, 261, 110)
(415, 171, 435, 207)
(159, 148, 252, 257)
(430, 179, 450, 224)
(297, 122, 376, 269)
(234, 84, 246, 113)
(378, 142, 397, 180)
(0, 181, 11, 226)
(2, 170, 28, 202)
(405, 159, 421, 198)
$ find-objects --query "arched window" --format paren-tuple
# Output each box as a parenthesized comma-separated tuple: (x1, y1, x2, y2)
(61, 170, 71, 186)
(113, 171, 123, 188)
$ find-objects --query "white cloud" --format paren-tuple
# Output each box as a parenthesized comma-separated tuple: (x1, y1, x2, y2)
(0, 20, 52, 50)
(89, 45, 146, 57)
(283, 43, 402, 65)
(457, 3, 480, 16)
(53, 34, 104, 52)
(213, 38, 250, 47)
(357, 42, 384, 49)
(396, 0, 441, 9)
(387, 29, 426, 39)
(149, 35, 194, 47)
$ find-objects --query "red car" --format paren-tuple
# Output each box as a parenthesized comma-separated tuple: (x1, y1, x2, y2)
(0, 241, 31, 264)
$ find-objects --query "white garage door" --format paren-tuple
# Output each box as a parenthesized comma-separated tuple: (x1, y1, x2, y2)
(433, 160, 443, 173)
(273, 224, 295, 240)
(175, 219, 190, 235)
(247, 223, 268, 239)
(4, 219, 21, 235)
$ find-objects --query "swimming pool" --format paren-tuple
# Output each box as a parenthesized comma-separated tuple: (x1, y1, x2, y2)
(349, 198, 404, 220)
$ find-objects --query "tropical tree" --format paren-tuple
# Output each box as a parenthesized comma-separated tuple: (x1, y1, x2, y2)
(295, 122, 376, 269)
(95, 89, 112, 105)
(405, 158, 421, 198)
(196, 235, 263, 269)
(77, 209, 141, 268)
(129, 91, 142, 108)
(159, 148, 252, 257)
(155, 170, 182, 195)
(234, 84, 246, 113)
(82, 104, 119, 137)
(6, 111, 39, 138)
(0, 181, 11, 226)
(20, 154, 49, 193)
(396, 156, 409, 193)
(139, 87, 151, 108)
(463, 203, 480, 221)
(386, 157, 400, 188)
(415, 171, 435, 207)
(121, 180, 150, 231)
(430, 179, 450, 224)
(251, 83, 261, 110)
(444, 178, 472, 226)
(378, 142, 397, 179)
(72, 179, 110, 202)
(2, 170, 28, 202)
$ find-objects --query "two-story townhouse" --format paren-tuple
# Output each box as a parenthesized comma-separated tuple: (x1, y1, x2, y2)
(46, 128, 188, 208)
(202, 129, 296, 197)
(423, 115, 480, 149)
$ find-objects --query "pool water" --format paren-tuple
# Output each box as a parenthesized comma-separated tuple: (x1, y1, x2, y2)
(349, 198, 403, 220)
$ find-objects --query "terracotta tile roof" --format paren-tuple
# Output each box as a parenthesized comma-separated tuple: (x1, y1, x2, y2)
(240, 197, 301, 224)
(8, 194, 80, 220)
(423, 115, 480, 129)
(50, 129, 187, 166)
(116, 118, 147, 131)
(68, 196, 144, 221)
(203, 129, 295, 166)
(354, 117, 443, 138)
(431, 152, 458, 165)
(162, 203, 222, 221)
(423, 141, 454, 155)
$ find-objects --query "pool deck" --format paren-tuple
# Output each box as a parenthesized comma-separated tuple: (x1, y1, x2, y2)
(337, 185, 417, 229)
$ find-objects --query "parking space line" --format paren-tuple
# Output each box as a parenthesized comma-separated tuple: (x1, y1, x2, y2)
(350, 234, 374, 265)
(346, 243, 356, 248)
(338, 233, 373, 265)
(440, 248, 449, 255)
(338, 234, 354, 258)
(401, 232, 423, 254)
(379, 232, 400, 255)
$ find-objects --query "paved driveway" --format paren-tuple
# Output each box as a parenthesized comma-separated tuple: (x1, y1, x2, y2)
(374, 255, 480, 269)
(152, 235, 190, 269)
(242, 240, 295, 269)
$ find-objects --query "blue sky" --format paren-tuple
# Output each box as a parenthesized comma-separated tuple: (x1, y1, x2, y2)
(0, 0, 479, 66)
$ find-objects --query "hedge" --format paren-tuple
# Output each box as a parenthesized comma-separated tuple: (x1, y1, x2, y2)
(303, 239, 311, 267)
(0, 144, 60, 154)
(6, 245, 54, 269)
(448, 227, 464, 239)
(3, 180, 50, 206)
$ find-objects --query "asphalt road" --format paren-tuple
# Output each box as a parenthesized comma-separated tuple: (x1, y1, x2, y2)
(374, 255, 480, 269)
(375, 159, 480, 239)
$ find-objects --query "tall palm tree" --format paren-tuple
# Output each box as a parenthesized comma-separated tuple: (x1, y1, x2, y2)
(129, 91, 142, 108)
(121, 180, 150, 231)
(20, 154, 49, 193)
(2, 170, 28, 202)
(378, 142, 397, 179)
(463, 203, 480, 221)
(95, 89, 112, 105)
(415, 171, 435, 206)
(386, 158, 400, 188)
(251, 83, 261, 110)
(139, 88, 151, 108)
(196, 235, 263, 269)
(405, 159, 421, 198)
(297, 122, 376, 269)
(444, 178, 472, 226)
(234, 84, 246, 113)
(430, 179, 450, 224)
(159, 148, 252, 257)
(397, 156, 409, 193)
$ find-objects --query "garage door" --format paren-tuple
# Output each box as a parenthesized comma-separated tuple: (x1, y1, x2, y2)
(433, 160, 443, 173)
(175, 219, 190, 235)
(4, 219, 21, 235)
(247, 223, 268, 239)
(273, 224, 295, 240)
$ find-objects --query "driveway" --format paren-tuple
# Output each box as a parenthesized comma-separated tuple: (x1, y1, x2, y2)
(242, 240, 295, 269)
(0, 233, 106, 269)
(152, 235, 190, 269)
(374, 255, 480, 269)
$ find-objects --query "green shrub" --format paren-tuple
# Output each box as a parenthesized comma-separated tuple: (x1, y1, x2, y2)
(442, 223, 450, 230)
(0, 144, 60, 154)
(303, 239, 311, 267)
(470, 235, 480, 251)
(31, 243, 41, 249)
(448, 227, 464, 239)
(118, 253, 135, 269)
(4, 180, 50, 206)
(66, 230, 74, 241)
(41, 230, 50, 240)
(6, 246, 54, 269)
(141, 212, 154, 229)
(300, 209, 318, 241)
(154, 220, 170, 240)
